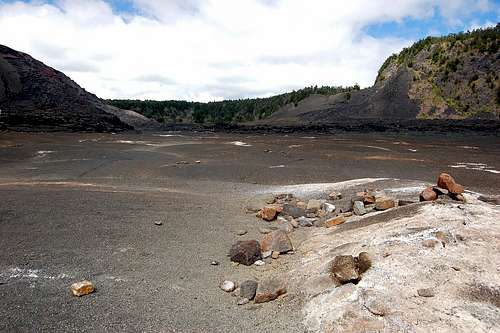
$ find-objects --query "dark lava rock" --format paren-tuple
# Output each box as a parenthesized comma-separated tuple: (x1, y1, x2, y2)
(240, 280, 258, 300)
(229, 240, 262, 266)
(0, 44, 157, 132)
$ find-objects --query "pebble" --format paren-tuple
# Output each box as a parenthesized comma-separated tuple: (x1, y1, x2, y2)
(322, 202, 336, 213)
(220, 280, 236, 292)
(254, 260, 265, 266)
(195, 160, 201, 164)
(70, 281, 95, 297)
(353, 201, 366, 216)
(417, 288, 436, 297)
(210, 261, 220, 266)
(154, 221, 163, 226)
(237, 298, 250, 305)
(236, 229, 247, 236)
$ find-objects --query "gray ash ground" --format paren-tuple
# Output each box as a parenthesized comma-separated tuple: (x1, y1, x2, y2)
(0, 131, 498, 332)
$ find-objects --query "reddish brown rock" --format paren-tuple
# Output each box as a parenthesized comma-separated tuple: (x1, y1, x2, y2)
(437, 173, 464, 194)
(325, 216, 346, 228)
(257, 205, 282, 221)
(420, 187, 438, 202)
(229, 240, 262, 266)
(375, 197, 395, 210)
(254, 279, 287, 303)
(70, 280, 95, 297)
(260, 230, 293, 253)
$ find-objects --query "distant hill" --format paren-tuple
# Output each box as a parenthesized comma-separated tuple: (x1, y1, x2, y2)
(108, 25, 499, 125)
(0, 45, 157, 132)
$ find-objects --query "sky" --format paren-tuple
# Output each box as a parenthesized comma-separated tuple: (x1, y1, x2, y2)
(0, 0, 498, 102)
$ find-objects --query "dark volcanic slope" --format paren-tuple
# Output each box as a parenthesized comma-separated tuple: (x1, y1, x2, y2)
(266, 25, 500, 124)
(0, 45, 156, 132)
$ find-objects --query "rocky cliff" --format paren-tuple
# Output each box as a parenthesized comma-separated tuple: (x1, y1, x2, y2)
(0, 45, 156, 132)
(266, 25, 499, 124)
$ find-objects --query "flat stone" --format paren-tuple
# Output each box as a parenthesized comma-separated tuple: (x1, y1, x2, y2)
(417, 288, 436, 297)
(70, 280, 94, 297)
(236, 229, 247, 236)
(306, 199, 323, 213)
(260, 230, 293, 253)
(322, 203, 336, 213)
(229, 240, 262, 266)
(254, 279, 287, 303)
(437, 173, 464, 194)
(375, 197, 395, 210)
(220, 280, 236, 292)
(240, 280, 258, 300)
(272, 251, 280, 259)
(420, 187, 437, 202)
(353, 201, 367, 215)
(325, 216, 346, 227)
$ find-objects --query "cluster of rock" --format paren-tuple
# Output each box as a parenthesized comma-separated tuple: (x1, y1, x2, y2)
(420, 173, 466, 202)
(220, 278, 287, 305)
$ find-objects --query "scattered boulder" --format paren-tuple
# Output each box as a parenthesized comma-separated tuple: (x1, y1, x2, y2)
(420, 187, 438, 202)
(353, 201, 367, 215)
(240, 280, 258, 299)
(70, 281, 94, 297)
(357, 252, 372, 273)
(322, 202, 336, 213)
(325, 216, 346, 228)
(330, 255, 360, 284)
(375, 197, 395, 210)
(260, 230, 293, 253)
(306, 199, 323, 213)
(229, 240, 262, 266)
(282, 204, 306, 218)
(220, 280, 236, 292)
(330, 252, 372, 285)
(437, 173, 464, 194)
(254, 279, 287, 303)
(257, 205, 282, 221)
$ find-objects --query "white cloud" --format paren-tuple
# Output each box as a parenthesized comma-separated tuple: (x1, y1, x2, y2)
(0, 0, 496, 101)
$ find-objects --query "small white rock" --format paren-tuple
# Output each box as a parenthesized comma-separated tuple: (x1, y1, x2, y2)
(237, 298, 250, 305)
(322, 203, 336, 214)
(220, 280, 236, 292)
(262, 251, 272, 259)
(254, 260, 265, 266)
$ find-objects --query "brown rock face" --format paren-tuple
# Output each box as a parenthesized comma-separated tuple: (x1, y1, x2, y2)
(437, 173, 464, 194)
(258, 205, 282, 221)
(325, 216, 346, 227)
(254, 279, 287, 303)
(375, 197, 395, 210)
(260, 230, 293, 253)
(70, 281, 95, 297)
(420, 187, 438, 202)
(229, 240, 262, 266)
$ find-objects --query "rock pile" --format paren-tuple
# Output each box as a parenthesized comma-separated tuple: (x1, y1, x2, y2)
(420, 173, 466, 202)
